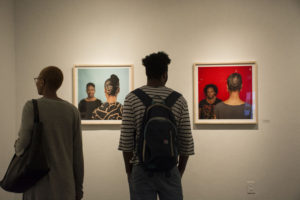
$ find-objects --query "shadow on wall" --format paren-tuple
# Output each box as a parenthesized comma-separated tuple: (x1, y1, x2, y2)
(81, 124, 121, 131)
(193, 124, 258, 130)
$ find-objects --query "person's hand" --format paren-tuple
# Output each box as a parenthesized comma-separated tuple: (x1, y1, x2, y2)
(178, 167, 184, 178)
(126, 172, 132, 182)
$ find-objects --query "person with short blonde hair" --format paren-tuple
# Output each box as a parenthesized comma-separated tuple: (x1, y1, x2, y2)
(214, 73, 252, 119)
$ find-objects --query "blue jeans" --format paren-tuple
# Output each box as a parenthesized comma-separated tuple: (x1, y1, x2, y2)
(128, 165, 183, 200)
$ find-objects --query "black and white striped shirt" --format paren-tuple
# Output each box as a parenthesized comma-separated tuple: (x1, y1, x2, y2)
(118, 85, 194, 164)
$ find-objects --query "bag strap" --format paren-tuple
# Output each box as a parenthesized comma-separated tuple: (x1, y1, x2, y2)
(32, 99, 40, 123)
(132, 89, 152, 107)
(132, 89, 152, 152)
(165, 91, 181, 108)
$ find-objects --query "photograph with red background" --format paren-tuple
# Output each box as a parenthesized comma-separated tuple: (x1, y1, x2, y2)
(198, 66, 253, 105)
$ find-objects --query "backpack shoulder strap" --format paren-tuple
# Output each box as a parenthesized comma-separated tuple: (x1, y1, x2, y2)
(132, 89, 152, 107)
(165, 91, 181, 108)
(32, 99, 40, 123)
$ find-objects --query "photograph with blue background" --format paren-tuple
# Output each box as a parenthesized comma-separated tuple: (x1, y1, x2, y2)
(77, 67, 130, 105)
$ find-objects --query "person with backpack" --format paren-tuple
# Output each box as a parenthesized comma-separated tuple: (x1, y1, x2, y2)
(118, 52, 194, 200)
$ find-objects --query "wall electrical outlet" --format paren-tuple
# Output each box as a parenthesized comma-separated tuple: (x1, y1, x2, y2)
(247, 181, 256, 194)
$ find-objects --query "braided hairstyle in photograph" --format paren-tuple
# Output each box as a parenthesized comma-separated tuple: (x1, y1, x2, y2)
(104, 74, 120, 96)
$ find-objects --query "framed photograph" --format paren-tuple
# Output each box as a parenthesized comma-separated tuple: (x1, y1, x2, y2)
(193, 62, 257, 124)
(73, 65, 134, 125)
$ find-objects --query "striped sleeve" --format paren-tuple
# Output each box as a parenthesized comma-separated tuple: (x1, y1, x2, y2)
(118, 93, 135, 152)
(176, 96, 195, 155)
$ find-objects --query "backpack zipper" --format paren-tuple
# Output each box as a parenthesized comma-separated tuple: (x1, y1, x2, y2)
(170, 130, 174, 157)
(143, 139, 146, 162)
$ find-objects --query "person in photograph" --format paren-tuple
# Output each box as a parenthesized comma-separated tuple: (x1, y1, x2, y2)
(92, 74, 123, 120)
(15, 66, 84, 200)
(78, 82, 102, 119)
(199, 84, 222, 119)
(118, 52, 194, 200)
(214, 73, 252, 119)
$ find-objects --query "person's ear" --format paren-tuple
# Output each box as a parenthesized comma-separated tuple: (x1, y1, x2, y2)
(162, 71, 168, 83)
(104, 88, 109, 99)
(39, 79, 45, 88)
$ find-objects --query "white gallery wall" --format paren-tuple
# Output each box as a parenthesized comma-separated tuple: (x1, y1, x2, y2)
(0, 0, 16, 199)
(1, 0, 299, 199)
